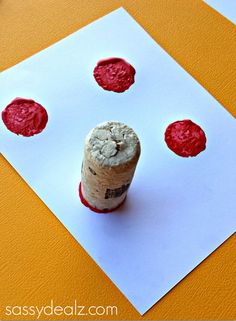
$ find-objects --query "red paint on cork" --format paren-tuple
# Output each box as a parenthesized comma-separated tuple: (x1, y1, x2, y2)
(79, 182, 126, 214)
(93, 57, 135, 93)
(2, 98, 48, 137)
(165, 119, 206, 157)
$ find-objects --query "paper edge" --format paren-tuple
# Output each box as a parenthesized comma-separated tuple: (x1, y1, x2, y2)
(140, 232, 236, 315)
(204, 0, 236, 25)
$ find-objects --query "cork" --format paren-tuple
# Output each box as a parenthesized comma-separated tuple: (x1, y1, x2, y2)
(80, 121, 141, 212)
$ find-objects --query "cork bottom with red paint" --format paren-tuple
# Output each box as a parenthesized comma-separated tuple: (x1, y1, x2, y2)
(79, 182, 126, 213)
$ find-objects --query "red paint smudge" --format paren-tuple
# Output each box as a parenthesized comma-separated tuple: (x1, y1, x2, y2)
(165, 119, 206, 157)
(79, 182, 126, 214)
(2, 98, 48, 137)
(93, 57, 135, 93)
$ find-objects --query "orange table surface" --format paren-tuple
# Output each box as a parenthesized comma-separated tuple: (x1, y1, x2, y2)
(0, 0, 235, 320)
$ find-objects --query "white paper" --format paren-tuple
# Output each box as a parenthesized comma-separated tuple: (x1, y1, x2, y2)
(0, 8, 235, 315)
(205, 0, 236, 24)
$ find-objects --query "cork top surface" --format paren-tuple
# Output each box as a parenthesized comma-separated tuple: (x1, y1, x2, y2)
(85, 121, 141, 167)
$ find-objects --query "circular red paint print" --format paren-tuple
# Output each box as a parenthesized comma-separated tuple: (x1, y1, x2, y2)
(165, 119, 206, 157)
(2, 98, 48, 137)
(93, 57, 135, 93)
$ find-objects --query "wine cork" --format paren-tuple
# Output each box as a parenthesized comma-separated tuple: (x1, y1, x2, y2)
(80, 121, 141, 213)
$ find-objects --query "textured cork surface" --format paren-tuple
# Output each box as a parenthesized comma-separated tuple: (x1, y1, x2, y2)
(84, 121, 140, 167)
(0, 0, 235, 319)
(81, 121, 140, 210)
